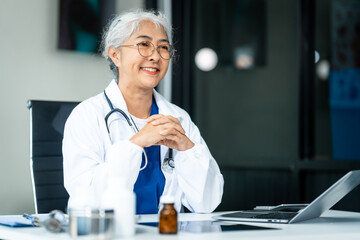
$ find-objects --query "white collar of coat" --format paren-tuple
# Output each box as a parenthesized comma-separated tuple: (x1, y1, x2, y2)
(105, 79, 181, 119)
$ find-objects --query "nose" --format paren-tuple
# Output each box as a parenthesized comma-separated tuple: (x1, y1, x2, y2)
(148, 47, 161, 62)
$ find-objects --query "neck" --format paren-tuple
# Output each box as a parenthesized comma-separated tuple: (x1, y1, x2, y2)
(118, 82, 153, 119)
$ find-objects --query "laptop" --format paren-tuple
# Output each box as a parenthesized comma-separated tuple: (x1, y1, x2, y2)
(213, 170, 360, 224)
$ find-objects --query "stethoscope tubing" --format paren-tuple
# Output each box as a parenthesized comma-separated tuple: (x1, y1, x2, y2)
(103, 90, 148, 170)
(103, 90, 174, 170)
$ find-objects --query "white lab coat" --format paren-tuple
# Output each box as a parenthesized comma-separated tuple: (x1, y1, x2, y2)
(63, 80, 224, 213)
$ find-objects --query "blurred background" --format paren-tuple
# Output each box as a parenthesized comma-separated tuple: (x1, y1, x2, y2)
(0, 0, 360, 214)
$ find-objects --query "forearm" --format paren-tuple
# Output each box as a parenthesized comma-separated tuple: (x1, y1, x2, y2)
(174, 143, 224, 213)
(63, 140, 143, 206)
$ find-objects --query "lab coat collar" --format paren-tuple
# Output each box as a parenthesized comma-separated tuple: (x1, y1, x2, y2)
(104, 80, 129, 113)
(152, 88, 181, 119)
(104, 79, 181, 173)
(104, 79, 181, 119)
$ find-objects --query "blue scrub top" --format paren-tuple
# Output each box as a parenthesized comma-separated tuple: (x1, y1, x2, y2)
(133, 97, 165, 214)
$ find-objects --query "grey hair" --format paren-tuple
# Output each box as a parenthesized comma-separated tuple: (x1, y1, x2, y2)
(101, 9, 172, 78)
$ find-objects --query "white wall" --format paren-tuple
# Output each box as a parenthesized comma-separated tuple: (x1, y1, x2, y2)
(0, 0, 115, 214)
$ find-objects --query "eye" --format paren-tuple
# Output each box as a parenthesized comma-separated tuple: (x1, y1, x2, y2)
(138, 41, 151, 47)
(159, 45, 170, 51)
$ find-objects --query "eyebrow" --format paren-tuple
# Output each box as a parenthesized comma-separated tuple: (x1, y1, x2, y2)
(136, 35, 169, 43)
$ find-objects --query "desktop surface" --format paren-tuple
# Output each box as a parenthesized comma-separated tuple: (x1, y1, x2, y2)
(139, 220, 278, 232)
(0, 210, 360, 240)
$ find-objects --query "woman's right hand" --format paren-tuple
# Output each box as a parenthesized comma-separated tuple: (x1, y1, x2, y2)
(130, 114, 193, 151)
(129, 122, 165, 148)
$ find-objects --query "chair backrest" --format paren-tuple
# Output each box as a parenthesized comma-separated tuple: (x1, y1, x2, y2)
(27, 100, 79, 214)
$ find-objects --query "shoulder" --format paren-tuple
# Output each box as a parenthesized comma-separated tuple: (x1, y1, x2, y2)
(67, 92, 106, 125)
(154, 91, 191, 122)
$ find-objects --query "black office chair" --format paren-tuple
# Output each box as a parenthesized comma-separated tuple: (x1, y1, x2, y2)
(27, 100, 79, 214)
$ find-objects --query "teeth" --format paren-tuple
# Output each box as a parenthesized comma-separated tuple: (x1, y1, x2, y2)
(142, 67, 158, 72)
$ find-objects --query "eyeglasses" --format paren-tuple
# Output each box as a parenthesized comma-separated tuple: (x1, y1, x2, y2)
(118, 41, 175, 60)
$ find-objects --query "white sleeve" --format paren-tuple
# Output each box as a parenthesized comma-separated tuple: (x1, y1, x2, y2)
(62, 104, 142, 207)
(174, 117, 224, 213)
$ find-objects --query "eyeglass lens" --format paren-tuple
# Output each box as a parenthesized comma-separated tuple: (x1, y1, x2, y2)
(137, 41, 172, 59)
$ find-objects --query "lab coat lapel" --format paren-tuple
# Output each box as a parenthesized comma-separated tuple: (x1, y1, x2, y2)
(106, 81, 181, 119)
(104, 80, 134, 142)
(104, 82, 182, 162)
(152, 89, 182, 169)
(152, 89, 181, 118)
(104, 79, 129, 112)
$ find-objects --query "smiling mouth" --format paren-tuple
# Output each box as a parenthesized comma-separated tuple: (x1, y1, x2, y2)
(141, 67, 159, 72)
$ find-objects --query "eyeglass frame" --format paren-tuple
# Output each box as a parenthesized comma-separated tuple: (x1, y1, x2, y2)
(117, 41, 175, 60)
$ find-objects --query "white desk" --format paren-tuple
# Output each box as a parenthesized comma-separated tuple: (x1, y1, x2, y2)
(1, 210, 360, 240)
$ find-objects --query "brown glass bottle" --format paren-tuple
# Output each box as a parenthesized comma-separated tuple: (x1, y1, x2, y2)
(159, 196, 177, 234)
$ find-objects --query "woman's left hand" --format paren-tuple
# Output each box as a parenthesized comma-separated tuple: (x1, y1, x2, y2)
(147, 114, 195, 151)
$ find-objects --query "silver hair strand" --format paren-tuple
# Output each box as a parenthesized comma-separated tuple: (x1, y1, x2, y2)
(100, 9, 172, 78)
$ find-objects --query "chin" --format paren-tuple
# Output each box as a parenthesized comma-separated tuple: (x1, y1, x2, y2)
(141, 79, 161, 89)
(141, 76, 163, 88)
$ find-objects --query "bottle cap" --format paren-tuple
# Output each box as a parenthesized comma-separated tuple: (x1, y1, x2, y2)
(160, 195, 175, 204)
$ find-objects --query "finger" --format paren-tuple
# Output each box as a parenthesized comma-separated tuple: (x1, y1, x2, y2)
(162, 135, 194, 151)
(153, 139, 171, 148)
(153, 141, 163, 146)
(166, 115, 181, 125)
(149, 115, 180, 125)
(148, 116, 186, 135)
(147, 114, 164, 123)
(132, 123, 167, 147)
(150, 118, 181, 131)
(156, 138, 178, 149)
(149, 117, 168, 126)
(157, 115, 181, 126)
(155, 140, 170, 147)
(159, 123, 185, 135)
(159, 127, 184, 137)
(149, 117, 185, 135)
(161, 135, 182, 149)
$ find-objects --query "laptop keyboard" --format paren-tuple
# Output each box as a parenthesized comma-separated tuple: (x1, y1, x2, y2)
(253, 212, 298, 220)
(226, 211, 298, 220)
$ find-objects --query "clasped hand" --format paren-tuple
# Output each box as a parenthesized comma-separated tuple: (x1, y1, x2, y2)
(130, 114, 194, 151)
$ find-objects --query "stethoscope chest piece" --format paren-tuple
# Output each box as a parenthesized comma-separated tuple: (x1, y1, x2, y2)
(168, 159, 175, 168)
(162, 158, 174, 172)
(162, 148, 175, 172)
(164, 157, 175, 167)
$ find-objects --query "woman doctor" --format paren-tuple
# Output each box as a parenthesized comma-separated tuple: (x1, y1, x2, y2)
(63, 9, 224, 214)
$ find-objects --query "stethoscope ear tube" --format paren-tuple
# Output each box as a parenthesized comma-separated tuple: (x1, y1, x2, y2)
(104, 108, 133, 133)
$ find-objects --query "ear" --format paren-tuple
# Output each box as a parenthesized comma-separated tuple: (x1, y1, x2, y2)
(107, 46, 121, 67)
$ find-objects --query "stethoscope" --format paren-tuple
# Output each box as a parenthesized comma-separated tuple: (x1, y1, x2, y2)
(103, 90, 175, 171)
